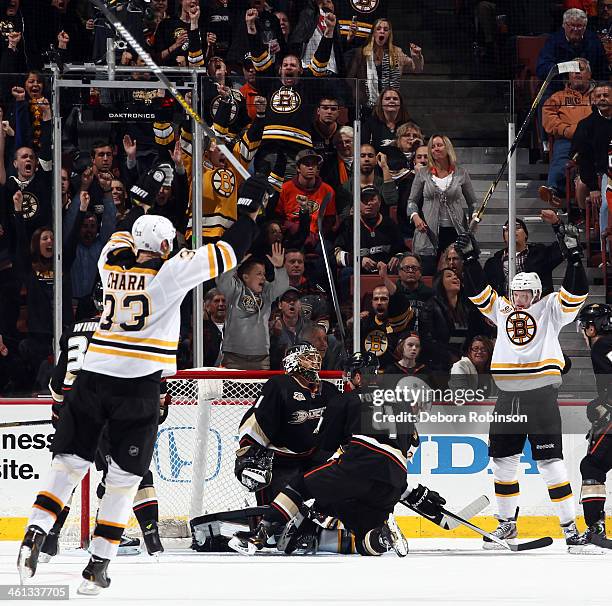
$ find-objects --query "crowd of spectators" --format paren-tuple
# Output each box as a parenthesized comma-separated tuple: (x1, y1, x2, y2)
(0, 1, 609, 396)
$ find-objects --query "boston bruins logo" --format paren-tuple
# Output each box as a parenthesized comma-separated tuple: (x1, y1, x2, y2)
(21, 191, 39, 220)
(212, 169, 235, 198)
(350, 0, 379, 13)
(364, 329, 388, 355)
(506, 311, 536, 345)
(270, 88, 301, 114)
(241, 293, 262, 313)
(211, 94, 238, 124)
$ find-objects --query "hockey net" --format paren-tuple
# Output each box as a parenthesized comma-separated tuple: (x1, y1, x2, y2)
(63, 369, 343, 548)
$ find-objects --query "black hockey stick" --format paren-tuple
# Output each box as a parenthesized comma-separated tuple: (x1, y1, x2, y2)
(89, 0, 250, 180)
(440, 507, 552, 552)
(0, 419, 52, 429)
(318, 192, 346, 345)
(402, 495, 489, 531)
(469, 60, 581, 232)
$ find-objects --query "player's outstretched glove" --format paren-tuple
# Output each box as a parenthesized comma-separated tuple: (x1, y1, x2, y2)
(402, 484, 447, 521)
(454, 231, 480, 262)
(236, 174, 270, 216)
(552, 220, 582, 264)
(130, 163, 174, 208)
(234, 444, 274, 491)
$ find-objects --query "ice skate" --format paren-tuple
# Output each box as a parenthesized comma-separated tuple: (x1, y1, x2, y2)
(117, 534, 141, 556)
(17, 525, 46, 583)
(77, 555, 111, 596)
(380, 515, 409, 557)
(567, 519, 611, 554)
(483, 512, 518, 550)
(229, 521, 274, 556)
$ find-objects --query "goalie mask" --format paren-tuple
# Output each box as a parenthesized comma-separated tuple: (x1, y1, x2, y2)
(283, 342, 322, 385)
(510, 272, 541, 310)
(132, 215, 176, 257)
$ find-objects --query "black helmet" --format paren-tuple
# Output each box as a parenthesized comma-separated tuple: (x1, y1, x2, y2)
(578, 303, 612, 334)
(344, 351, 379, 383)
(92, 279, 104, 313)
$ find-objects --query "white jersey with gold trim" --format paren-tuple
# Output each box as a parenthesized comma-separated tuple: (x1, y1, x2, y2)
(82, 231, 237, 378)
(469, 285, 587, 391)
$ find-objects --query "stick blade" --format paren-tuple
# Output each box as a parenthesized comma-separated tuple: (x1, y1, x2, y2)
(557, 61, 581, 74)
(509, 536, 553, 552)
(440, 496, 490, 530)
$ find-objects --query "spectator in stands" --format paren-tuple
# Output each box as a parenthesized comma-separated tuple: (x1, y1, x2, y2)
(419, 268, 473, 374)
(302, 321, 345, 371)
(395, 121, 424, 167)
(536, 8, 608, 92)
(290, 0, 345, 76)
(216, 243, 289, 370)
(65, 185, 116, 320)
(384, 333, 432, 381)
(336, 0, 388, 46)
(110, 179, 130, 223)
(276, 149, 336, 241)
(239, 55, 259, 122)
(204, 0, 233, 59)
(342, 143, 398, 217)
(358, 282, 413, 369)
(0, 0, 28, 92)
(449, 334, 494, 395)
(312, 96, 342, 168)
(11, 72, 48, 153)
(13, 192, 77, 387)
(348, 18, 423, 108)
(335, 186, 404, 274)
(594, 0, 612, 65)
(407, 134, 477, 276)
(284, 249, 321, 294)
(155, 0, 199, 66)
(362, 88, 411, 152)
(321, 125, 353, 215)
(203, 288, 227, 367)
(382, 146, 413, 239)
(483, 212, 564, 297)
(247, 7, 335, 176)
(270, 287, 305, 368)
(380, 252, 433, 333)
(572, 82, 612, 240)
(274, 11, 291, 44)
(539, 58, 594, 211)
(437, 243, 464, 279)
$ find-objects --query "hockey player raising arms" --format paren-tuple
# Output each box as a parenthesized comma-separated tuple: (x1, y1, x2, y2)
(455, 214, 588, 549)
(17, 171, 268, 594)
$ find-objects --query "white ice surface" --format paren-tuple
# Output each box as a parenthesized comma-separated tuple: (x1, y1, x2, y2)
(1, 539, 610, 606)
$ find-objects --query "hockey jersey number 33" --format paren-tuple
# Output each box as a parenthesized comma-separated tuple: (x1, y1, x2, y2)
(469, 284, 587, 391)
(83, 231, 237, 378)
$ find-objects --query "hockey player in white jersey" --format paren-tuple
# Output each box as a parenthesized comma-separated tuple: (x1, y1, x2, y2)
(17, 169, 268, 594)
(455, 218, 588, 550)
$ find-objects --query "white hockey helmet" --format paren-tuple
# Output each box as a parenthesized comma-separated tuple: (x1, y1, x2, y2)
(132, 215, 176, 256)
(510, 272, 542, 307)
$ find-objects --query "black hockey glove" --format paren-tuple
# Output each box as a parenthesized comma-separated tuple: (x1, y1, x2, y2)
(130, 163, 173, 209)
(236, 174, 270, 216)
(552, 220, 582, 263)
(234, 444, 274, 491)
(51, 401, 63, 429)
(454, 231, 480, 262)
(402, 484, 446, 521)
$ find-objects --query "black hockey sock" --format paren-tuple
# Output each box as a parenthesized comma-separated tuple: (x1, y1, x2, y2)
(133, 471, 159, 532)
(49, 505, 71, 535)
(583, 498, 606, 527)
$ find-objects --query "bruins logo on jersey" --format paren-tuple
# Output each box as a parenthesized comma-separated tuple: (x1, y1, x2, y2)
(212, 169, 236, 198)
(173, 27, 189, 51)
(364, 329, 388, 355)
(506, 311, 536, 345)
(350, 0, 379, 13)
(241, 292, 262, 313)
(21, 191, 39, 220)
(211, 94, 239, 124)
(270, 88, 301, 114)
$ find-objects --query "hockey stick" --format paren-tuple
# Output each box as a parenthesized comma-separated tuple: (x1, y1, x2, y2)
(440, 507, 552, 552)
(469, 60, 581, 232)
(402, 495, 490, 531)
(318, 192, 346, 344)
(89, 0, 250, 180)
(0, 419, 52, 429)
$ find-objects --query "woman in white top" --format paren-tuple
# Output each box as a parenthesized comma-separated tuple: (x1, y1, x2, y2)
(407, 134, 478, 276)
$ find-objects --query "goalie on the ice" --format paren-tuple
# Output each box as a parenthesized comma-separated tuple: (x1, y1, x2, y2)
(234, 342, 340, 505)
(455, 216, 588, 549)
(230, 352, 447, 557)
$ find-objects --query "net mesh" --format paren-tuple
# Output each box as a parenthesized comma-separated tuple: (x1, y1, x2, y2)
(62, 372, 343, 546)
